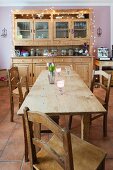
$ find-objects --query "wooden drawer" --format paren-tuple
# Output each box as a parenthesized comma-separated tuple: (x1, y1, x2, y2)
(73, 57, 92, 63)
(54, 58, 72, 63)
(33, 58, 53, 64)
(12, 58, 32, 64)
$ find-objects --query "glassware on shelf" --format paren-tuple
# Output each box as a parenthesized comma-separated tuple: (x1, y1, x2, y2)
(43, 49, 49, 56)
(61, 49, 67, 56)
(30, 48, 35, 56)
(36, 48, 40, 56)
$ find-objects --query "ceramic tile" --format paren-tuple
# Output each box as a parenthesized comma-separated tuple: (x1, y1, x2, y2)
(0, 162, 21, 170)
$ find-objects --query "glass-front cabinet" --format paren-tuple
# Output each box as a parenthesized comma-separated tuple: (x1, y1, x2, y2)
(71, 20, 89, 39)
(54, 19, 89, 40)
(54, 20, 70, 40)
(34, 20, 51, 40)
(15, 19, 33, 40)
(15, 19, 51, 41)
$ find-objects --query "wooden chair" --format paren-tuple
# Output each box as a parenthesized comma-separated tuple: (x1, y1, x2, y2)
(17, 79, 59, 162)
(17, 80, 30, 162)
(90, 70, 111, 137)
(24, 107, 106, 170)
(7, 67, 29, 162)
(68, 70, 111, 137)
(7, 67, 29, 122)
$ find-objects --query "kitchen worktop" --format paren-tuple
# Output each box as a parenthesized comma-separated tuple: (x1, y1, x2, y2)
(12, 56, 94, 59)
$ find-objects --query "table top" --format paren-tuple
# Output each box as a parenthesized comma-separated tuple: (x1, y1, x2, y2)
(17, 70, 106, 116)
(95, 59, 113, 67)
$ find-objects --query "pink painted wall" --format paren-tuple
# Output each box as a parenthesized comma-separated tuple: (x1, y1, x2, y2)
(0, 6, 110, 69)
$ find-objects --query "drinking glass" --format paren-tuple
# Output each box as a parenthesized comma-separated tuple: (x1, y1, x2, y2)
(56, 67, 61, 76)
(65, 65, 73, 75)
(57, 80, 65, 95)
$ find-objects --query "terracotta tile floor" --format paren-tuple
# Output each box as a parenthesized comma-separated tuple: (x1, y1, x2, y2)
(0, 86, 113, 170)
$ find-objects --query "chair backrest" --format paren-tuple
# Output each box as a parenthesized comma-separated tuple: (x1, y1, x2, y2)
(17, 79, 29, 107)
(7, 67, 20, 91)
(8, 67, 29, 106)
(90, 70, 111, 110)
(24, 107, 74, 170)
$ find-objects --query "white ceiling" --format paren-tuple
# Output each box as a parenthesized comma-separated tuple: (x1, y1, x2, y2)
(0, 0, 113, 6)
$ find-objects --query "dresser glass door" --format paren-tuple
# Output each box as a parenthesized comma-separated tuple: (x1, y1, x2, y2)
(16, 20, 33, 40)
(72, 21, 87, 39)
(35, 22, 49, 39)
(55, 21, 69, 39)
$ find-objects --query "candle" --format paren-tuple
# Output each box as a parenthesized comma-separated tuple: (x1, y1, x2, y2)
(56, 67, 61, 73)
(57, 80, 64, 88)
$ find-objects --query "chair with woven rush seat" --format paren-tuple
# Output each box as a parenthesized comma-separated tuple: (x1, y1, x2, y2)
(17, 78, 59, 162)
(24, 107, 106, 170)
(8, 67, 29, 162)
(17, 80, 30, 162)
(68, 69, 111, 137)
(90, 70, 111, 137)
(7, 67, 29, 122)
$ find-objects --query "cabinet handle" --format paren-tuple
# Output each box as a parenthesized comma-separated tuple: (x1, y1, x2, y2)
(30, 73, 31, 77)
(33, 73, 34, 77)
(31, 29, 32, 33)
(71, 29, 74, 34)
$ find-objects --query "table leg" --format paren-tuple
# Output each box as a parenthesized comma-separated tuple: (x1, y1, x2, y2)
(81, 113, 90, 141)
(99, 66, 102, 84)
(22, 115, 29, 162)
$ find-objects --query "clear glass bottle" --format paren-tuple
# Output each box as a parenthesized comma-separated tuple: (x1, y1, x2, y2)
(30, 48, 35, 56)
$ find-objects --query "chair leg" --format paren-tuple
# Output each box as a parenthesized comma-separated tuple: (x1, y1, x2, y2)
(22, 115, 29, 162)
(68, 115, 72, 130)
(10, 97, 14, 122)
(103, 113, 107, 137)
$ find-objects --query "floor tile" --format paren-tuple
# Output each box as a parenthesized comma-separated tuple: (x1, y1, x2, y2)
(0, 86, 113, 169)
(0, 161, 21, 170)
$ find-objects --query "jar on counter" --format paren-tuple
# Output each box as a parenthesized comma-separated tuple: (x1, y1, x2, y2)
(68, 49, 74, 56)
(74, 48, 79, 56)
(36, 48, 41, 56)
(61, 49, 67, 56)
(30, 48, 35, 56)
(43, 49, 49, 56)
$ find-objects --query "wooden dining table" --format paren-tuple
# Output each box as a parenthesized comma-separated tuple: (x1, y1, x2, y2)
(17, 70, 106, 140)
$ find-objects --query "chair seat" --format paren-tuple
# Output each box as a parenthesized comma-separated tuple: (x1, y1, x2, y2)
(34, 134, 106, 170)
(13, 87, 27, 96)
(96, 96, 106, 106)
